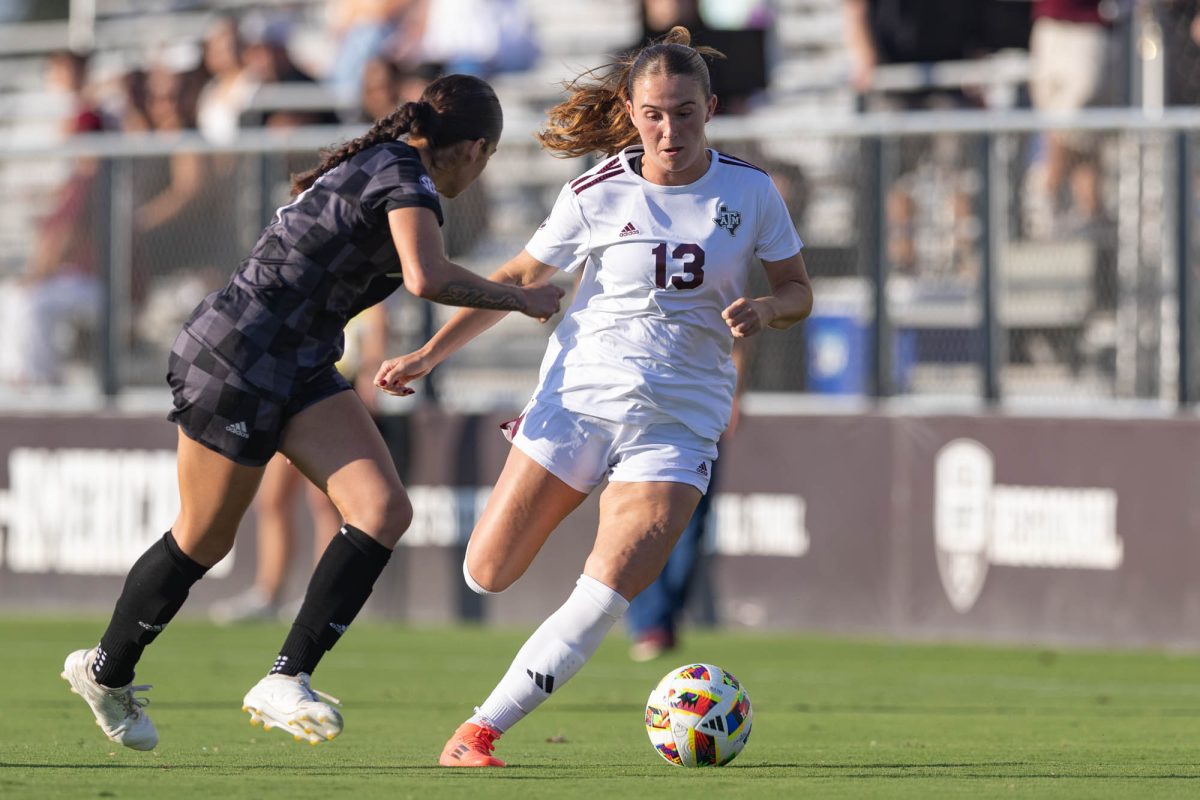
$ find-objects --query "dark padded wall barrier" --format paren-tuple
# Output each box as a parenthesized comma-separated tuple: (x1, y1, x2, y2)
(2, 411, 1198, 649)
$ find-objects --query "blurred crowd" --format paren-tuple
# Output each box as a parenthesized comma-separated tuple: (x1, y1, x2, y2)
(3, 0, 1200, 388)
(7, 1, 1200, 149)
(844, 0, 1200, 291)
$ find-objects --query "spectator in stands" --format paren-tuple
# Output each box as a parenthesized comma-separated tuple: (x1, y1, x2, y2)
(327, 0, 412, 103)
(117, 68, 154, 133)
(195, 15, 256, 144)
(242, 14, 309, 85)
(843, 0, 984, 277)
(407, 0, 539, 78)
(843, 0, 981, 103)
(636, 0, 768, 114)
(1026, 0, 1115, 238)
(359, 56, 404, 121)
(486, 0, 542, 74)
(241, 14, 341, 129)
(1160, 0, 1200, 106)
(45, 50, 106, 135)
(359, 56, 436, 122)
(134, 62, 240, 293)
(148, 23, 249, 297)
(0, 50, 105, 387)
(981, 0, 1035, 55)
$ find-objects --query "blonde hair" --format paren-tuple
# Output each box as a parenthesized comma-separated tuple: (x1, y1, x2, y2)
(536, 27, 723, 159)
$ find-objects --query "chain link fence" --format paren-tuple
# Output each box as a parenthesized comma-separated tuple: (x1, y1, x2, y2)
(0, 109, 1197, 410)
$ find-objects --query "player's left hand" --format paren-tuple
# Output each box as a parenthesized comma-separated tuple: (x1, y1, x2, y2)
(374, 351, 432, 396)
(722, 297, 772, 338)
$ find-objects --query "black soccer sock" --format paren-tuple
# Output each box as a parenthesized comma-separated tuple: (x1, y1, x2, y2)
(93, 531, 209, 687)
(271, 525, 392, 677)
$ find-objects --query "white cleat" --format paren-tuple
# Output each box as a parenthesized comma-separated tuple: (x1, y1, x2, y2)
(242, 673, 343, 745)
(61, 649, 158, 751)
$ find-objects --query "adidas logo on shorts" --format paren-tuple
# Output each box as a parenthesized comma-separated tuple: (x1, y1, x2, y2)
(225, 420, 250, 439)
(618, 221, 640, 237)
(697, 462, 709, 477)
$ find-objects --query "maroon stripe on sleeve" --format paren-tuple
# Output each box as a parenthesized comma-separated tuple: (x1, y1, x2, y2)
(717, 152, 767, 174)
(570, 157, 621, 188)
(573, 170, 623, 195)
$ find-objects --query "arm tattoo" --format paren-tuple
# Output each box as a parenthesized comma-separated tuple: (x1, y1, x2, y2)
(432, 281, 525, 311)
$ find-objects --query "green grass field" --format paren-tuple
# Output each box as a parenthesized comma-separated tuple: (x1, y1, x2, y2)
(5, 618, 1200, 799)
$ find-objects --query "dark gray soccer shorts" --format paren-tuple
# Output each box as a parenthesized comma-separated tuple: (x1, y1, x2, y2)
(166, 331, 351, 466)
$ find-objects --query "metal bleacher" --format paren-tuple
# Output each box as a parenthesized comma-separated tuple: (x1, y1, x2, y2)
(9, 1, 1139, 408)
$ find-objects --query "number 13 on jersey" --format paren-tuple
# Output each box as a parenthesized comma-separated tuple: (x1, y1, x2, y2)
(652, 242, 705, 290)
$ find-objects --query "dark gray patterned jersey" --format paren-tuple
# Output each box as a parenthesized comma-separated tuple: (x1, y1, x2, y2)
(178, 140, 442, 398)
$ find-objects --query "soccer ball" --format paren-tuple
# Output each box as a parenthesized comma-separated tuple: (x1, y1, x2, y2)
(644, 662, 753, 767)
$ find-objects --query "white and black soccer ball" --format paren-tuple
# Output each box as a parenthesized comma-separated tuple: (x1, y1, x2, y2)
(644, 662, 753, 767)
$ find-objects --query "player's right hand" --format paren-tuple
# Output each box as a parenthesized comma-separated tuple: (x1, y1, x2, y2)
(374, 351, 433, 396)
(519, 283, 565, 323)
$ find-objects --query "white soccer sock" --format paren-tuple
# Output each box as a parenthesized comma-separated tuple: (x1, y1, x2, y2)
(463, 559, 495, 595)
(473, 574, 629, 733)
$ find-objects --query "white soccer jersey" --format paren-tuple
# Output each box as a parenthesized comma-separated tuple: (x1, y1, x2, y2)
(524, 145, 803, 441)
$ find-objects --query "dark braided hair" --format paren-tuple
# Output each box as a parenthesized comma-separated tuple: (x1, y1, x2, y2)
(291, 73, 502, 195)
(536, 27, 722, 159)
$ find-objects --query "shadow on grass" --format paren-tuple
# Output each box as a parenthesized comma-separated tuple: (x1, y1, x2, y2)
(5, 762, 1200, 781)
(32, 699, 645, 714)
(789, 703, 1200, 718)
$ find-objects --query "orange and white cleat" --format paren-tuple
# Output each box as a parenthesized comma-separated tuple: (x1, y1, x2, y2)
(438, 721, 506, 767)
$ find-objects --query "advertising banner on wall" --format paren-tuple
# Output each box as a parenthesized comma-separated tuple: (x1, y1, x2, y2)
(899, 416, 1200, 648)
(2, 410, 1198, 649)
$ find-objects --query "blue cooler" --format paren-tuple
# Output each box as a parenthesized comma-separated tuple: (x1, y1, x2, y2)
(807, 312, 867, 394)
(806, 278, 914, 395)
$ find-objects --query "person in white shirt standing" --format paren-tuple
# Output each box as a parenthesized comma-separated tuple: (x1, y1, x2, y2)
(376, 25, 813, 767)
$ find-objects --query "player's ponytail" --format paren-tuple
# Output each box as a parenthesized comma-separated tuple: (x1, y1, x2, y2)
(291, 74, 502, 195)
(536, 26, 723, 159)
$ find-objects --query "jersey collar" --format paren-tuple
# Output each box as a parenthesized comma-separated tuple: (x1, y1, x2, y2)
(619, 145, 718, 193)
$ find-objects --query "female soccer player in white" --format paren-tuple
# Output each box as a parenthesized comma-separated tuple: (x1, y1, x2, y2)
(377, 27, 813, 767)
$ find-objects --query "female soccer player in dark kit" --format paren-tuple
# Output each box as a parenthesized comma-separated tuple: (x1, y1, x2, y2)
(375, 29, 813, 766)
(62, 73, 564, 751)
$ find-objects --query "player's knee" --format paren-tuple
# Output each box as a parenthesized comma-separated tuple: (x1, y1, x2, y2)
(170, 522, 236, 567)
(343, 490, 412, 547)
(582, 554, 641, 599)
(380, 491, 414, 543)
(463, 556, 512, 594)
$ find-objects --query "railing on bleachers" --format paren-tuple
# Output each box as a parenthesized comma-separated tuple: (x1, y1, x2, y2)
(0, 107, 1197, 414)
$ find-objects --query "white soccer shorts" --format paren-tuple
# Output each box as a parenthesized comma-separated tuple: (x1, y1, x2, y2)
(504, 400, 716, 494)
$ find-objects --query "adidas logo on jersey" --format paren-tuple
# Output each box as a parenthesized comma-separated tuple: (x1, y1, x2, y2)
(618, 221, 640, 237)
(697, 462, 709, 477)
(329, 623, 348, 636)
(225, 420, 250, 439)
